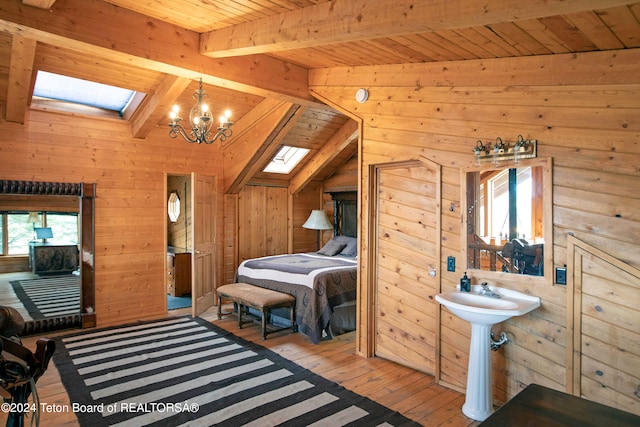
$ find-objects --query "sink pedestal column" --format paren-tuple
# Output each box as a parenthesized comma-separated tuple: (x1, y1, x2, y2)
(462, 323, 494, 421)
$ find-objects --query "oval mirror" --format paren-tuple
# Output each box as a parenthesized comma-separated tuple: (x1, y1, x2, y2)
(168, 192, 180, 222)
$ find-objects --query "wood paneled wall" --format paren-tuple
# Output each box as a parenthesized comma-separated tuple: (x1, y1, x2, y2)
(235, 181, 325, 264)
(567, 236, 640, 415)
(323, 155, 358, 193)
(0, 109, 224, 327)
(310, 48, 640, 406)
(238, 185, 288, 261)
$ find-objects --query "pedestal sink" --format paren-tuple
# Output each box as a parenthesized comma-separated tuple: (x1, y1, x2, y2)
(436, 285, 541, 421)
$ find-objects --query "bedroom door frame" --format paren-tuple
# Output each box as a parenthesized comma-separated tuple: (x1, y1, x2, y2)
(365, 157, 442, 375)
(164, 173, 217, 316)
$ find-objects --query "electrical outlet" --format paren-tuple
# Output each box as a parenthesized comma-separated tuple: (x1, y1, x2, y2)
(447, 256, 456, 272)
(555, 267, 567, 285)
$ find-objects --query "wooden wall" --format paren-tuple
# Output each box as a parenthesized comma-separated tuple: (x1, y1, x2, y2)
(0, 109, 224, 327)
(324, 155, 358, 193)
(567, 236, 640, 415)
(238, 185, 289, 261)
(310, 48, 640, 408)
(234, 181, 326, 265)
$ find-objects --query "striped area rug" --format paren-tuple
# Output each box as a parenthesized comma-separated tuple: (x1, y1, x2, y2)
(54, 317, 420, 426)
(10, 275, 80, 320)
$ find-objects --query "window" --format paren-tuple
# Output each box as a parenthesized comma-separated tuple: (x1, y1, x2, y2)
(263, 146, 310, 174)
(478, 167, 534, 243)
(45, 213, 79, 244)
(7, 213, 34, 255)
(33, 71, 138, 116)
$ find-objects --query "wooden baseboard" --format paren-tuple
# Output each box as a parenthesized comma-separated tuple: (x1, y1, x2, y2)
(81, 313, 96, 328)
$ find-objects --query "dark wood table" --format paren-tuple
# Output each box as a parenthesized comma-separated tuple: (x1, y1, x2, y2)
(479, 383, 640, 426)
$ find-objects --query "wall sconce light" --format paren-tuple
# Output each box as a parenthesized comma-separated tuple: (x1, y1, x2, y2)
(473, 135, 537, 166)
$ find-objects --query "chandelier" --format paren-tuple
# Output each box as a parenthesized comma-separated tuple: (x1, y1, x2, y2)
(168, 79, 233, 144)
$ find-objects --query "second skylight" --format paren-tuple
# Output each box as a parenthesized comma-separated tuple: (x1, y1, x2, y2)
(263, 146, 310, 174)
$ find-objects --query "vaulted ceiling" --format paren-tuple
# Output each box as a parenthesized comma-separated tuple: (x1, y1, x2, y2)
(1, 0, 639, 190)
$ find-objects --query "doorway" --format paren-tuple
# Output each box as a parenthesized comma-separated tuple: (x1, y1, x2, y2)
(165, 173, 217, 317)
(166, 175, 192, 311)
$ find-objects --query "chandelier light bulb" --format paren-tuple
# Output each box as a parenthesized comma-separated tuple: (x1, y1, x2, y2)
(219, 110, 232, 127)
(169, 105, 180, 120)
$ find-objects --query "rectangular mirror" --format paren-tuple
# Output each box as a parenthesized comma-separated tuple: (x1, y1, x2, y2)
(463, 158, 553, 282)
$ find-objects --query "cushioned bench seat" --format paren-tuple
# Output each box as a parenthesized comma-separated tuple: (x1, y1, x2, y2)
(217, 283, 296, 340)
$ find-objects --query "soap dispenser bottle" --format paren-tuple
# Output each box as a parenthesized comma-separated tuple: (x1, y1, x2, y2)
(460, 272, 471, 292)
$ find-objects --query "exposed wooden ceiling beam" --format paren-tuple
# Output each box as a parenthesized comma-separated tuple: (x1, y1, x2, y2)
(0, 0, 314, 105)
(22, 0, 56, 9)
(289, 120, 359, 195)
(130, 75, 191, 139)
(223, 100, 305, 194)
(6, 35, 37, 124)
(309, 48, 640, 88)
(201, 0, 636, 57)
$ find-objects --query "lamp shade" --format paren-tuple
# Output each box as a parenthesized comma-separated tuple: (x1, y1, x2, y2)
(27, 212, 39, 224)
(302, 210, 333, 230)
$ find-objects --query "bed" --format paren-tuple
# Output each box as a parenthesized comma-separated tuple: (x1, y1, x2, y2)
(236, 238, 357, 344)
(236, 192, 358, 344)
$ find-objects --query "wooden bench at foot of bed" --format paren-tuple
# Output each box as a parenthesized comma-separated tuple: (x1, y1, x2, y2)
(217, 283, 296, 340)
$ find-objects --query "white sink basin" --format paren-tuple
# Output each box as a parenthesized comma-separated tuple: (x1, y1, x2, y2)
(435, 284, 541, 421)
(435, 285, 540, 325)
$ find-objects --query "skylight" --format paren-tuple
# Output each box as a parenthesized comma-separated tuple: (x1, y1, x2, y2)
(33, 71, 136, 115)
(263, 146, 310, 174)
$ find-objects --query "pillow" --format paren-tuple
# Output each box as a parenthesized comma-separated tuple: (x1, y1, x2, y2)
(317, 239, 347, 256)
(334, 236, 357, 257)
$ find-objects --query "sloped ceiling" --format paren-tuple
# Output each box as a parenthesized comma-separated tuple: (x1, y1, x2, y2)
(1, 0, 639, 190)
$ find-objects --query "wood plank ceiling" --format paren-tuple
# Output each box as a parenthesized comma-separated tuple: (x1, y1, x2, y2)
(1, 0, 639, 187)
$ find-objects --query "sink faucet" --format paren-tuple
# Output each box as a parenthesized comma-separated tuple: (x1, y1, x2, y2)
(478, 282, 501, 298)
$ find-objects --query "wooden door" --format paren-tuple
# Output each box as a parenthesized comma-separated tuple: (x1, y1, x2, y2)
(373, 160, 441, 373)
(191, 173, 216, 316)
